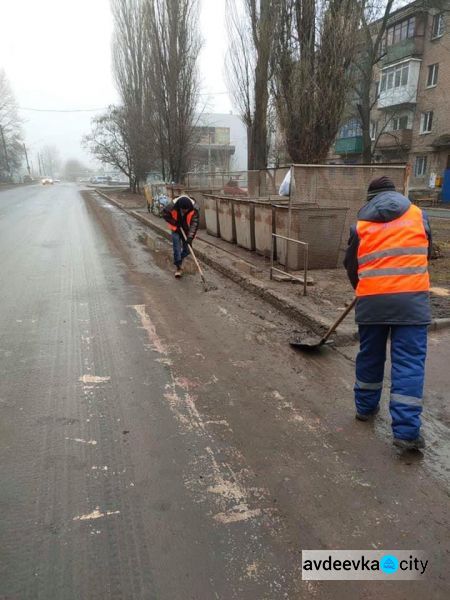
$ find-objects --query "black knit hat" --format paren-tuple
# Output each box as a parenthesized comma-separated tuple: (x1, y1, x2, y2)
(176, 195, 193, 210)
(367, 176, 396, 200)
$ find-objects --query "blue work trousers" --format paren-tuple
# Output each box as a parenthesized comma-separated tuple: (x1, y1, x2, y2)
(172, 231, 190, 267)
(355, 324, 427, 440)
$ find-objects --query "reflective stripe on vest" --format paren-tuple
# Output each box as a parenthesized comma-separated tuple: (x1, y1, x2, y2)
(356, 204, 429, 297)
(168, 209, 194, 232)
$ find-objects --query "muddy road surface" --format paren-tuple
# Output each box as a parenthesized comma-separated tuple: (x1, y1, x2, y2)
(0, 184, 449, 599)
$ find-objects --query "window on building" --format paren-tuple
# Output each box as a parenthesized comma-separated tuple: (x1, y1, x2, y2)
(338, 118, 362, 139)
(414, 156, 428, 176)
(380, 63, 409, 92)
(432, 13, 445, 38)
(370, 121, 378, 141)
(391, 115, 409, 130)
(427, 63, 439, 87)
(420, 111, 433, 133)
(385, 17, 416, 47)
(197, 127, 216, 144)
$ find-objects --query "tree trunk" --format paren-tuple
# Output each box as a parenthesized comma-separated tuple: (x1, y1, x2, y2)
(358, 81, 373, 164)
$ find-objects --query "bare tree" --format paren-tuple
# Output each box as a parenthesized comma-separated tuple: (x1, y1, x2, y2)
(111, 0, 157, 190)
(350, 0, 395, 163)
(0, 70, 24, 181)
(40, 145, 61, 178)
(226, 0, 277, 171)
(147, 0, 202, 182)
(83, 106, 135, 187)
(271, 0, 361, 164)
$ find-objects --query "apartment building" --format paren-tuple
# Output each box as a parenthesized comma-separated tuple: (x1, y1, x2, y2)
(334, 0, 450, 193)
(189, 113, 248, 174)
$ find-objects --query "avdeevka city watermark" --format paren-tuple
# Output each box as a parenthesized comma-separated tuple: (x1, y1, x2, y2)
(302, 550, 428, 580)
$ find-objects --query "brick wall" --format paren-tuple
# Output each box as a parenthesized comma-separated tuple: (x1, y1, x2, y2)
(410, 9, 450, 187)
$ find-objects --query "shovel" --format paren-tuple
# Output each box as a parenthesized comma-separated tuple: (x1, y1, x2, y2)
(180, 229, 217, 292)
(290, 298, 356, 350)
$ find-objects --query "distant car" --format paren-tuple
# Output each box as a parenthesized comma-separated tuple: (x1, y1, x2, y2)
(53, 178, 60, 183)
(41, 177, 54, 185)
(90, 176, 111, 185)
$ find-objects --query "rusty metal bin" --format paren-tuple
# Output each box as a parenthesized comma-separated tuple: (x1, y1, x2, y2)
(203, 195, 220, 237)
(275, 205, 348, 269)
(252, 198, 292, 257)
(217, 196, 236, 243)
(253, 200, 273, 257)
(233, 199, 255, 250)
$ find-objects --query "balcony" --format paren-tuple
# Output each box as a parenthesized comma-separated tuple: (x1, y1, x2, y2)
(376, 129, 413, 150)
(378, 59, 421, 109)
(335, 136, 363, 155)
(382, 37, 424, 66)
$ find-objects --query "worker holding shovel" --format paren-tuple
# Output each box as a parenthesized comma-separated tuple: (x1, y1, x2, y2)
(344, 176, 432, 451)
(163, 195, 199, 278)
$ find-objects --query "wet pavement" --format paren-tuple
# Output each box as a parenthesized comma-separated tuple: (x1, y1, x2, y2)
(0, 183, 449, 599)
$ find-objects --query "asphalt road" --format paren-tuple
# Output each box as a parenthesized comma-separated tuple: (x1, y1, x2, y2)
(0, 183, 449, 599)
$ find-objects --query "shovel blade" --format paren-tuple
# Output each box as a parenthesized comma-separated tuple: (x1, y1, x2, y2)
(289, 336, 334, 350)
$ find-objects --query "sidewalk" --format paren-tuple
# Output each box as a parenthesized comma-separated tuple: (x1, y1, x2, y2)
(95, 189, 450, 340)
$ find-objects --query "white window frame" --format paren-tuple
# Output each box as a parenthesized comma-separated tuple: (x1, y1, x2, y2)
(380, 63, 409, 93)
(426, 63, 439, 87)
(420, 111, 433, 134)
(431, 13, 445, 39)
(414, 156, 428, 177)
(391, 115, 409, 131)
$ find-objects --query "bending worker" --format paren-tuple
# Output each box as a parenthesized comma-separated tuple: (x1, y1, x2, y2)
(344, 176, 432, 451)
(163, 195, 199, 278)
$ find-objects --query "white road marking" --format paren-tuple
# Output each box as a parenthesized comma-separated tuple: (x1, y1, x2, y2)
(73, 507, 120, 521)
(65, 438, 97, 446)
(79, 375, 110, 384)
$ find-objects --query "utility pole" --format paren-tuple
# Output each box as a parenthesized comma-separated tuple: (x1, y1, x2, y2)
(0, 124, 11, 180)
(23, 143, 31, 176)
(208, 129, 212, 173)
(38, 152, 43, 176)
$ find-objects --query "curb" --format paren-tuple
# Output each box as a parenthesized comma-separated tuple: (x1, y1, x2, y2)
(429, 317, 450, 331)
(94, 190, 450, 338)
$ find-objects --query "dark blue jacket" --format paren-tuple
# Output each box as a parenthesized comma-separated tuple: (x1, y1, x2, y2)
(344, 191, 432, 325)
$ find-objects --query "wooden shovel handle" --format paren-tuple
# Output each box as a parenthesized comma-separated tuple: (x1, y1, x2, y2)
(179, 228, 205, 278)
(321, 297, 357, 343)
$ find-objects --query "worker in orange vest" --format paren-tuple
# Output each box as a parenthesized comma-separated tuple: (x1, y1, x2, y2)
(163, 195, 200, 278)
(344, 176, 432, 451)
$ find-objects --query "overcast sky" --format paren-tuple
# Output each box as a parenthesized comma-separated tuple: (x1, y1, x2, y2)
(0, 0, 233, 170)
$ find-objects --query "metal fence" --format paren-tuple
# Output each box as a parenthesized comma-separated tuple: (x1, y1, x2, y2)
(183, 167, 292, 197)
(270, 233, 309, 296)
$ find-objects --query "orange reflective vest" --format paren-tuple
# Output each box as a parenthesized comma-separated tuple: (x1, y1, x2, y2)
(356, 204, 429, 297)
(167, 209, 194, 232)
